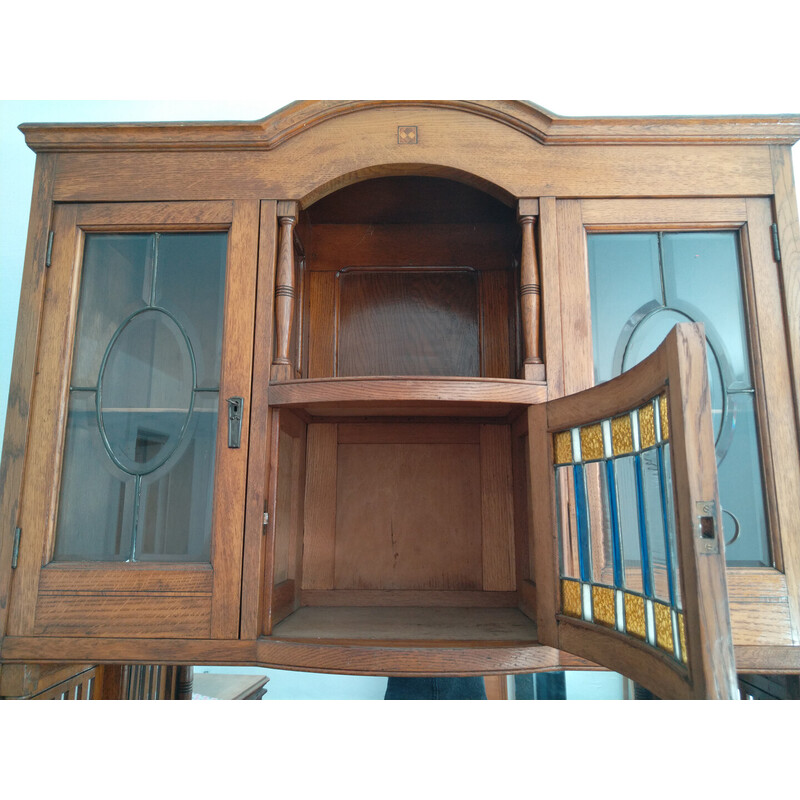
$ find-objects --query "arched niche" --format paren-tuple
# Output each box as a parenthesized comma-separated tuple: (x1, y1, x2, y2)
(289, 173, 523, 382)
(297, 163, 518, 210)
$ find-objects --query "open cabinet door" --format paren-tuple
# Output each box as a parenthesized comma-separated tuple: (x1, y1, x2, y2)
(530, 323, 738, 699)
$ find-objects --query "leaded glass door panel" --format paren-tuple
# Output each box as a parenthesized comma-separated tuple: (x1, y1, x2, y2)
(7, 201, 258, 640)
(529, 323, 738, 698)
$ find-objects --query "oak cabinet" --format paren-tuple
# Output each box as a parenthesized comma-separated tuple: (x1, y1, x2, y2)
(1, 101, 799, 698)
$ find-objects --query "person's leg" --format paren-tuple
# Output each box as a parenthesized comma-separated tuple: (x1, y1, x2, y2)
(384, 676, 486, 699)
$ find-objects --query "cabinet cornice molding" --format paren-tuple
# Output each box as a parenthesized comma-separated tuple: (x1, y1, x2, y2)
(18, 100, 800, 153)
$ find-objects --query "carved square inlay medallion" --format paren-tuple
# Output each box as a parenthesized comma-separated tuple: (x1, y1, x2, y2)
(397, 126, 418, 144)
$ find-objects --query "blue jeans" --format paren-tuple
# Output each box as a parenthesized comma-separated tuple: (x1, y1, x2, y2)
(384, 677, 487, 700)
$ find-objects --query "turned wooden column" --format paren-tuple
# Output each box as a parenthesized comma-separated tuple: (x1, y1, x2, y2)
(271, 201, 299, 382)
(518, 199, 545, 381)
(175, 665, 194, 700)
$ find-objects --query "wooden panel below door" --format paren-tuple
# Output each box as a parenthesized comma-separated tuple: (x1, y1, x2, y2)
(37, 565, 213, 594)
(730, 601, 794, 646)
(33, 594, 212, 638)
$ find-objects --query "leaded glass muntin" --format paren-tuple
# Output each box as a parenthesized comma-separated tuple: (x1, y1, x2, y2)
(96, 305, 198, 478)
(553, 396, 675, 595)
(559, 577, 686, 665)
(616, 302, 731, 456)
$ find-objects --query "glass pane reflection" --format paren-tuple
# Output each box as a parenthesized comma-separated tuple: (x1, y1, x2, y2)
(55, 232, 227, 563)
(587, 231, 770, 567)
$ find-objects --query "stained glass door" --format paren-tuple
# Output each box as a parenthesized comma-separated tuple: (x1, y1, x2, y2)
(529, 323, 738, 699)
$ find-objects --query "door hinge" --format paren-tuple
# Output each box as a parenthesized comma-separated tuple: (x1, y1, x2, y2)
(45, 231, 54, 267)
(11, 527, 21, 569)
(771, 223, 782, 263)
(262, 511, 269, 532)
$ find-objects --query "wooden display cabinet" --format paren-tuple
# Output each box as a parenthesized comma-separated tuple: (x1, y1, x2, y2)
(1, 101, 799, 699)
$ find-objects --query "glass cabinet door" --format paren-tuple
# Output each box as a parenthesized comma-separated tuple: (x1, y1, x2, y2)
(557, 197, 800, 654)
(588, 231, 769, 567)
(530, 324, 738, 699)
(55, 231, 227, 563)
(7, 201, 259, 640)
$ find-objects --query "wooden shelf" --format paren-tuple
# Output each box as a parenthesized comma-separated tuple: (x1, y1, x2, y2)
(268, 377, 547, 417)
(268, 606, 540, 646)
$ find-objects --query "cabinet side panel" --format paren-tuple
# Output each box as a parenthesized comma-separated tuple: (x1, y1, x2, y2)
(769, 147, 800, 642)
(481, 270, 514, 378)
(301, 424, 338, 589)
(306, 271, 335, 379)
(273, 425, 296, 586)
(511, 415, 532, 593)
(746, 197, 800, 643)
(7, 205, 80, 637)
(267, 411, 307, 630)
(770, 146, 800, 424)
(480, 425, 516, 590)
(0, 154, 57, 641)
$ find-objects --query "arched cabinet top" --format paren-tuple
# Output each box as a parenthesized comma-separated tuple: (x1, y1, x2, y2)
(19, 99, 800, 151)
(17, 100, 800, 204)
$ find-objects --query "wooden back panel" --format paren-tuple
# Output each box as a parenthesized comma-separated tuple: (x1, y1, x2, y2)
(301, 420, 516, 596)
(337, 268, 480, 377)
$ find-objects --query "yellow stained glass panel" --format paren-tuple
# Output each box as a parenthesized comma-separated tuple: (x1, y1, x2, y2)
(638, 402, 656, 449)
(624, 592, 646, 640)
(611, 414, 634, 455)
(592, 585, 615, 628)
(580, 423, 604, 462)
(654, 602, 673, 653)
(554, 430, 573, 465)
(678, 612, 687, 663)
(659, 393, 670, 442)
(561, 579, 582, 618)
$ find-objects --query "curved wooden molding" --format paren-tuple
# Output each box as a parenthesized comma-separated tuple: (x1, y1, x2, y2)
(267, 377, 547, 416)
(19, 100, 800, 152)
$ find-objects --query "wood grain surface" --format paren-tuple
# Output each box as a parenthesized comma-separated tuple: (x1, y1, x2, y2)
(4, 99, 800, 677)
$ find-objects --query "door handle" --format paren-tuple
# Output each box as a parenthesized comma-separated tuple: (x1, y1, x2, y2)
(227, 397, 244, 448)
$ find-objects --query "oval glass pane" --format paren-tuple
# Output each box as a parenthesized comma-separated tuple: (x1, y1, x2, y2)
(623, 309, 725, 442)
(99, 309, 194, 475)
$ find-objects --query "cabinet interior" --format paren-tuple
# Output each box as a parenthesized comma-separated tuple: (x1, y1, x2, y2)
(264, 177, 538, 643)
